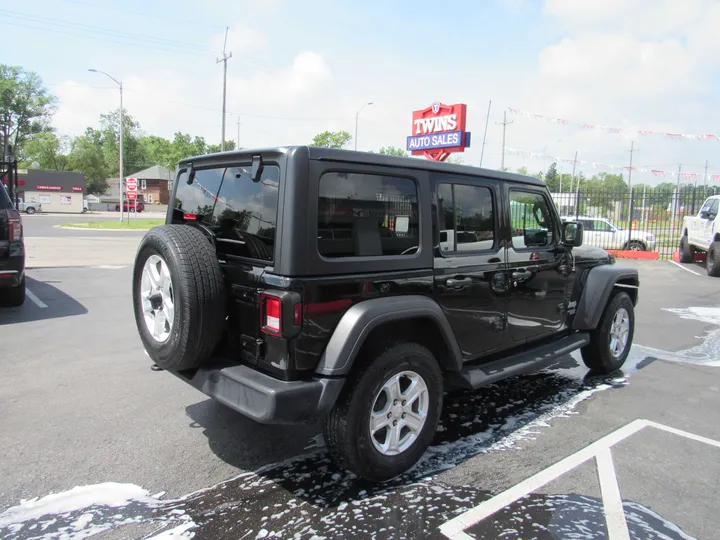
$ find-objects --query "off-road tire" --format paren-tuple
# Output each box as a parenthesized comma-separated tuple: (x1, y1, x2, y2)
(678, 234, 694, 263)
(133, 224, 226, 370)
(706, 242, 720, 277)
(1, 277, 26, 307)
(581, 291, 634, 374)
(324, 342, 443, 482)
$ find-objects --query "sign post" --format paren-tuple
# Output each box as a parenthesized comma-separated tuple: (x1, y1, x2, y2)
(126, 177, 137, 221)
(406, 102, 471, 162)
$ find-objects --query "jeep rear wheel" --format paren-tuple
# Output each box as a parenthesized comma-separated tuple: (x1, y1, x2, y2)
(324, 342, 443, 482)
(581, 292, 634, 374)
(678, 234, 694, 263)
(706, 242, 720, 277)
(133, 224, 226, 371)
(0, 277, 25, 307)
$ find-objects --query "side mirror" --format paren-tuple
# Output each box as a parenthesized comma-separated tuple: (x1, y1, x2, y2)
(562, 221, 583, 247)
(708, 213, 717, 221)
(700, 211, 709, 219)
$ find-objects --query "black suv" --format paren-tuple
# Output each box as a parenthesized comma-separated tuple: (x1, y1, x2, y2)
(0, 183, 25, 307)
(132, 147, 639, 481)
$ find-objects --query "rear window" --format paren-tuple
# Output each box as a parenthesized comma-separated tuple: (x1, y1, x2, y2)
(317, 171, 419, 258)
(173, 164, 280, 262)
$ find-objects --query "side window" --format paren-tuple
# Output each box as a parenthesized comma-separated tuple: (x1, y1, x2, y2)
(580, 219, 594, 231)
(595, 220, 614, 232)
(710, 199, 719, 215)
(437, 182, 495, 254)
(317, 171, 419, 258)
(510, 190, 555, 249)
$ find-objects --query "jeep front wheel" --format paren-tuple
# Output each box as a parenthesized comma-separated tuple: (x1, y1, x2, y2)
(581, 292, 634, 374)
(324, 342, 443, 482)
(133, 224, 226, 371)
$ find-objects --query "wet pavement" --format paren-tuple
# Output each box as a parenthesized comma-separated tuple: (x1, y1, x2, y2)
(2, 261, 720, 539)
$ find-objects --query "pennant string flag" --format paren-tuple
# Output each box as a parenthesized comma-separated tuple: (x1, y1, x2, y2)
(505, 148, 719, 182)
(507, 107, 719, 141)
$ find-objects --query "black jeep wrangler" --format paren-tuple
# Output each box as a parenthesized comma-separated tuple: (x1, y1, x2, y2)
(132, 147, 639, 482)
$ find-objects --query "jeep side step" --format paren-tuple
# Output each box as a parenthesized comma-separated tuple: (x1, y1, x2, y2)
(449, 332, 590, 390)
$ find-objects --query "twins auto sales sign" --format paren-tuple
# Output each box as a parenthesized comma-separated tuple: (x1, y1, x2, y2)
(406, 102, 471, 161)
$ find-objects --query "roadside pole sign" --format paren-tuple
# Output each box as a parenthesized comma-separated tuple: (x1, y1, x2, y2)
(126, 177, 138, 192)
(127, 192, 137, 200)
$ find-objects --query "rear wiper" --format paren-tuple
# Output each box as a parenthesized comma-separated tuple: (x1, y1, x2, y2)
(185, 162, 195, 185)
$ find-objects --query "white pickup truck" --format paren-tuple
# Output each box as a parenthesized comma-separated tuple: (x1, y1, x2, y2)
(679, 194, 720, 276)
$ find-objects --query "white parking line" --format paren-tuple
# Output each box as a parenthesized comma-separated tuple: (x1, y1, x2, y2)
(669, 260, 701, 275)
(25, 288, 48, 308)
(439, 419, 720, 539)
(596, 447, 630, 540)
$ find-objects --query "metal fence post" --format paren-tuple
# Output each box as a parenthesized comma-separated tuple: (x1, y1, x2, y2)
(627, 188, 635, 249)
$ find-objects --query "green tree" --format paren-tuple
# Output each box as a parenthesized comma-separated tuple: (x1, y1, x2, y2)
(168, 132, 209, 169)
(138, 135, 173, 170)
(378, 145, 407, 157)
(0, 64, 57, 153)
(543, 162, 560, 192)
(207, 140, 237, 154)
(21, 132, 71, 171)
(68, 128, 109, 195)
(310, 130, 352, 149)
(98, 109, 148, 175)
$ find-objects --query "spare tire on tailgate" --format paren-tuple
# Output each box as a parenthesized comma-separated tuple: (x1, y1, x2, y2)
(133, 224, 226, 371)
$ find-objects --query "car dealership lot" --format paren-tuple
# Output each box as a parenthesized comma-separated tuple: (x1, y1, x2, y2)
(1, 260, 719, 539)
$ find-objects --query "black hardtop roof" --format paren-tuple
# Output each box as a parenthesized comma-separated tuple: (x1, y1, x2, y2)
(179, 146, 545, 187)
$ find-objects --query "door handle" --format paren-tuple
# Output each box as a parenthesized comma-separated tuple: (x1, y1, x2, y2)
(511, 270, 533, 279)
(446, 277, 472, 288)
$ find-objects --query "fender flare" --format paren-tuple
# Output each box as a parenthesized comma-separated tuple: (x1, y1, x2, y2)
(573, 264, 639, 330)
(314, 295, 463, 376)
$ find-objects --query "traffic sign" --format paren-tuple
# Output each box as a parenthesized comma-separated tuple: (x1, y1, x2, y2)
(126, 177, 138, 188)
(127, 192, 137, 200)
(126, 184, 137, 192)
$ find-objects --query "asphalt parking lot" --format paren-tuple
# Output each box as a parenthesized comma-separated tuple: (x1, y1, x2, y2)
(1, 255, 720, 539)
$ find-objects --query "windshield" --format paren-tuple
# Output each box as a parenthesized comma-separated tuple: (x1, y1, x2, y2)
(173, 164, 280, 262)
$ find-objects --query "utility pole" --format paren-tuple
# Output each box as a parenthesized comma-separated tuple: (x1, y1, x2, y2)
(479, 100, 491, 167)
(569, 150, 579, 195)
(217, 27, 232, 152)
(626, 141, 635, 226)
(671, 165, 682, 233)
(498, 109, 513, 171)
(703, 159, 709, 191)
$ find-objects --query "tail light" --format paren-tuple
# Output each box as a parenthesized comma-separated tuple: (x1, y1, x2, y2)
(260, 291, 303, 338)
(7, 209, 22, 242)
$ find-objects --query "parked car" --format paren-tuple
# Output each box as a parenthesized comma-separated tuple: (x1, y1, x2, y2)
(132, 147, 639, 482)
(561, 215, 655, 251)
(116, 200, 145, 213)
(679, 194, 720, 275)
(17, 198, 40, 215)
(0, 184, 26, 307)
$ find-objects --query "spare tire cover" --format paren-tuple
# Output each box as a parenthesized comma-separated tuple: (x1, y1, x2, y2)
(133, 224, 226, 370)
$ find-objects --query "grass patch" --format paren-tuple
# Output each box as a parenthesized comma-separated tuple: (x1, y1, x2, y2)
(61, 219, 164, 230)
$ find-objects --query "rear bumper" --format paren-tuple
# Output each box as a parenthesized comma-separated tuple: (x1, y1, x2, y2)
(0, 243, 25, 288)
(169, 364, 345, 424)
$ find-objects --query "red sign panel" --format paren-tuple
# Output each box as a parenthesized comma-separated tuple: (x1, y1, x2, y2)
(36, 185, 62, 191)
(71, 186, 83, 192)
(407, 102, 470, 162)
(126, 177, 138, 188)
(127, 192, 137, 200)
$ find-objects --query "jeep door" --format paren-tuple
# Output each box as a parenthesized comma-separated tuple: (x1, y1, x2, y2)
(432, 175, 506, 357)
(505, 186, 570, 343)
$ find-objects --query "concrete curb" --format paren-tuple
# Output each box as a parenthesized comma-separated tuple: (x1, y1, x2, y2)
(54, 225, 153, 232)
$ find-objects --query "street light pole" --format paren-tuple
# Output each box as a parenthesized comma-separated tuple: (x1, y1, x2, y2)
(354, 102, 373, 151)
(89, 68, 124, 222)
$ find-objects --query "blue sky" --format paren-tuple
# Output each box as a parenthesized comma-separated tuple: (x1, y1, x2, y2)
(4, 0, 720, 184)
